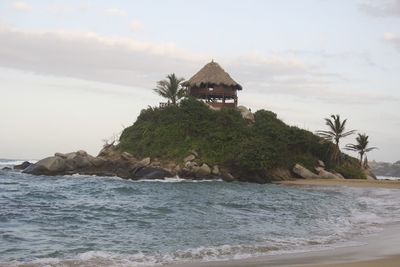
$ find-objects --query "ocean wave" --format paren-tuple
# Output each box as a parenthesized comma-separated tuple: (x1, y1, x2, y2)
(377, 175, 400, 180)
(69, 174, 222, 183)
(0, 159, 36, 166)
(1, 238, 369, 267)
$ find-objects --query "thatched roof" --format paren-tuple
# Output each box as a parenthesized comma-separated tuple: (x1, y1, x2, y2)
(183, 61, 242, 90)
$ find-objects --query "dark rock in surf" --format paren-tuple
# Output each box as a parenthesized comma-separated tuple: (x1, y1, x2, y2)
(13, 161, 32, 170)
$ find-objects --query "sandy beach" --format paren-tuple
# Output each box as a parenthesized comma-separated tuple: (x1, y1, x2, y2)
(275, 178, 400, 189)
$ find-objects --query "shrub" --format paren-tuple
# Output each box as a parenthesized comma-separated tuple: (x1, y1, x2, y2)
(118, 98, 351, 177)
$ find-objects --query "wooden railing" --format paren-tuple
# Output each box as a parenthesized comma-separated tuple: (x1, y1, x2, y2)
(190, 87, 237, 98)
(208, 102, 236, 109)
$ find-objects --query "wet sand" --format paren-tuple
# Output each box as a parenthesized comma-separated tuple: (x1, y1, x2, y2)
(275, 178, 400, 189)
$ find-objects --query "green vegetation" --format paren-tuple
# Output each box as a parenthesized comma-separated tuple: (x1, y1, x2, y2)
(153, 73, 186, 105)
(119, 98, 365, 180)
(316, 114, 356, 163)
(346, 133, 377, 168)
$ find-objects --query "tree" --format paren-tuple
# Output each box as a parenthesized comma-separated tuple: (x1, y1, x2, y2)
(316, 114, 356, 162)
(345, 133, 377, 168)
(153, 73, 186, 106)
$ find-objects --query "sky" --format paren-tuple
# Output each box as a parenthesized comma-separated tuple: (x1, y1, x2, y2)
(0, 0, 400, 162)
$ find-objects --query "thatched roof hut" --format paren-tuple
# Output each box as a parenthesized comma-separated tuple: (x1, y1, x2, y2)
(183, 60, 242, 90)
(183, 61, 242, 109)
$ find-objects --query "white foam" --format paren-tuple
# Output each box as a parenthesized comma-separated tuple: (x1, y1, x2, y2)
(0, 159, 37, 166)
(132, 177, 223, 183)
(377, 175, 400, 180)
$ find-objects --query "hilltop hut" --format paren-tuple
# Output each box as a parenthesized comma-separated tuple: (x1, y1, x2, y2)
(183, 61, 242, 109)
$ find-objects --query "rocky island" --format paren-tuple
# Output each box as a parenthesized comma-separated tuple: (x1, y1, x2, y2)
(19, 97, 373, 183)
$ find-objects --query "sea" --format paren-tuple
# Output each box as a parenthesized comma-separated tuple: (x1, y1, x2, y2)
(1, 159, 400, 267)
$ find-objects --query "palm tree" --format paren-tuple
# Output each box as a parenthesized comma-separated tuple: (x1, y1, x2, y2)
(153, 73, 186, 106)
(345, 133, 377, 168)
(316, 114, 356, 162)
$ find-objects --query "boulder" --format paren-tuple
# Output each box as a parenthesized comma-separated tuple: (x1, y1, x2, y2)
(139, 157, 151, 166)
(318, 160, 326, 168)
(317, 169, 341, 179)
(73, 155, 93, 169)
(121, 152, 133, 160)
(268, 168, 293, 181)
(55, 152, 67, 158)
(212, 165, 220, 175)
(363, 168, 377, 180)
(184, 154, 196, 162)
(90, 157, 106, 167)
(184, 161, 198, 169)
(221, 171, 235, 182)
(292, 164, 319, 179)
(190, 150, 199, 157)
(13, 161, 32, 170)
(237, 106, 255, 123)
(194, 163, 211, 177)
(2, 167, 12, 171)
(97, 144, 119, 160)
(332, 171, 345, 179)
(133, 167, 172, 180)
(23, 156, 66, 175)
(77, 150, 88, 156)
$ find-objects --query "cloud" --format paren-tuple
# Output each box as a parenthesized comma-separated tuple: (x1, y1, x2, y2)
(384, 32, 400, 51)
(105, 8, 127, 17)
(359, 0, 400, 17)
(130, 20, 143, 32)
(47, 3, 91, 15)
(0, 26, 396, 105)
(12, 1, 32, 12)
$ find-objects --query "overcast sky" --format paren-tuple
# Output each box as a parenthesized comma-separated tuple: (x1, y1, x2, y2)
(1, 0, 400, 162)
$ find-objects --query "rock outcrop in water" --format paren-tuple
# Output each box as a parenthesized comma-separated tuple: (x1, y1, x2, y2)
(19, 98, 373, 182)
(23, 145, 174, 180)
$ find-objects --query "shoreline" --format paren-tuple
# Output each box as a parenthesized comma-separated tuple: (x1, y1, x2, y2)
(163, 223, 400, 267)
(274, 178, 400, 189)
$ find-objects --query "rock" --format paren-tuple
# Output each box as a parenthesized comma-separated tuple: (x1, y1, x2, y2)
(97, 144, 119, 160)
(194, 163, 211, 177)
(184, 161, 197, 169)
(55, 152, 67, 158)
(183, 154, 196, 162)
(318, 160, 325, 168)
(23, 156, 66, 175)
(151, 161, 162, 167)
(317, 169, 341, 179)
(173, 164, 182, 173)
(133, 167, 172, 180)
(237, 106, 255, 123)
(221, 171, 235, 182)
(90, 157, 106, 167)
(139, 157, 151, 166)
(121, 152, 133, 160)
(269, 168, 293, 180)
(363, 168, 377, 180)
(292, 164, 319, 179)
(65, 152, 77, 160)
(13, 161, 32, 170)
(77, 150, 87, 156)
(73, 155, 93, 169)
(332, 171, 345, 179)
(190, 150, 199, 157)
(212, 165, 220, 175)
(2, 167, 12, 171)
